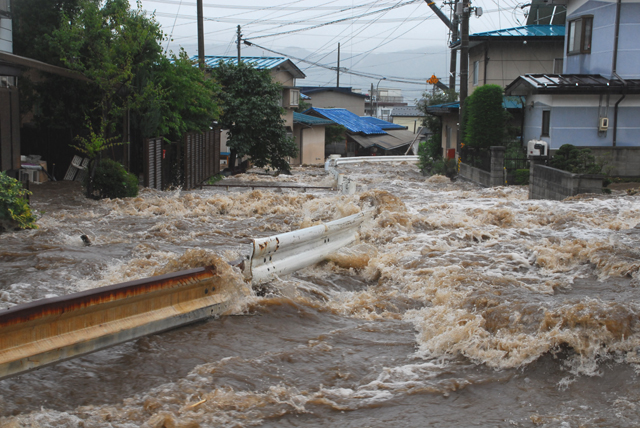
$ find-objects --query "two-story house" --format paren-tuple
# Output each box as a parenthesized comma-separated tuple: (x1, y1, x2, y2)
(427, 24, 566, 159)
(505, 0, 640, 171)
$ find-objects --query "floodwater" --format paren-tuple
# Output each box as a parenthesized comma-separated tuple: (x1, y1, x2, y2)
(2, 164, 640, 427)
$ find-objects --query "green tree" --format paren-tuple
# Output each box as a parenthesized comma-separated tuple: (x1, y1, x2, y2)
(211, 61, 298, 172)
(463, 84, 505, 149)
(417, 89, 458, 137)
(550, 144, 602, 174)
(50, 0, 165, 195)
(0, 173, 38, 231)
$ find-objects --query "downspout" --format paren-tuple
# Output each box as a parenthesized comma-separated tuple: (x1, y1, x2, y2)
(483, 43, 489, 85)
(612, 0, 626, 146)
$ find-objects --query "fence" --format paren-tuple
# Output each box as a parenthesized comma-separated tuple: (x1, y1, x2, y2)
(144, 129, 220, 191)
(459, 147, 491, 172)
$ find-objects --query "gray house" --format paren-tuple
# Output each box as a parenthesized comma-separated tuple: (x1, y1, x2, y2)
(505, 0, 640, 155)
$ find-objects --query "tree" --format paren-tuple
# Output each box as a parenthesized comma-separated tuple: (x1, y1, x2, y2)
(463, 84, 505, 149)
(211, 61, 298, 172)
(50, 0, 165, 196)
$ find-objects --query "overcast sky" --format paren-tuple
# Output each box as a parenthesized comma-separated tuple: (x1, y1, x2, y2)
(133, 0, 531, 102)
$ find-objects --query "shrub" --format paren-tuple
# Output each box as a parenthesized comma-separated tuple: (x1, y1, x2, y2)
(514, 169, 530, 185)
(550, 144, 601, 174)
(464, 84, 505, 149)
(89, 159, 139, 199)
(0, 172, 38, 231)
(417, 136, 443, 172)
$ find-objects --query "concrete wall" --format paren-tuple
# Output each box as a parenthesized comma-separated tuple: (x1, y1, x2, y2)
(308, 92, 366, 116)
(459, 146, 505, 187)
(581, 146, 640, 177)
(565, 1, 640, 79)
(530, 164, 603, 200)
(468, 40, 563, 95)
(522, 94, 640, 149)
(292, 124, 325, 165)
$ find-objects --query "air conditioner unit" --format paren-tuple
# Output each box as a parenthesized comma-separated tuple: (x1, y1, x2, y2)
(527, 139, 548, 158)
(599, 117, 609, 132)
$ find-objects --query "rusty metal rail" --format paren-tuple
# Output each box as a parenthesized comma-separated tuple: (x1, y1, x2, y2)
(0, 266, 237, 380)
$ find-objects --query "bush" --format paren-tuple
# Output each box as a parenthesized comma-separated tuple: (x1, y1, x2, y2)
(514, 169, 530, 185)
(417, 136, 443, 172)
(550, 144, 601, 174)
(0, 172, 38, 231)
(89, 159, 139, 199)
(464, 84, 505, 149)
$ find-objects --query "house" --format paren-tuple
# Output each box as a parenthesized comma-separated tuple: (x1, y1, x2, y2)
(299, 86, 368, 116)
(391, 106, 428, 135)
(365, 87, 407, 119)
(426, 97, 524, 159)
(291, 112, 334, 166)
(305, 107, 417, 156)
(199, 56, 306, 162)
(0, 1, 89, 175)
(451, 25, 565, 95)
(504, 0, 640, 169)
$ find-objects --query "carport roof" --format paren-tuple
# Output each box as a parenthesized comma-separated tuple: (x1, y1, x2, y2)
(505, 74, 640, 95)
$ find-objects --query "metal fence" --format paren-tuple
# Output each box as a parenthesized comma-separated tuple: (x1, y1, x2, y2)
(144, 129, 220, 190)
(460, 147, 491, 172)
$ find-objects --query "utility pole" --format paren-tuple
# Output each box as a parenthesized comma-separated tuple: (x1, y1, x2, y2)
(458, 0, 470, 152)
(449, 0, 459, 92)
(197, 0, 204, 69)
(237, 25, 242, 63)
(336, 43, 341, 87)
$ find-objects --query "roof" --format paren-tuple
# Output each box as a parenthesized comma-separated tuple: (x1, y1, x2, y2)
(348, 129, 416, 151)
(305, 108, 386, 135)
(0, 51, 91, 81)
(359, 116, 407, 130)
(451, 25, 565, 48)
(470, 25, 564, 39)
(299, 86, 368, 98)
(426, 97, 523, 115)
(391, 106, 423, 117)
(505, 74, 640, 96)
(293, 112, 334, 126)
(527, 0, 566, 26)
(195, 56, 305, 78)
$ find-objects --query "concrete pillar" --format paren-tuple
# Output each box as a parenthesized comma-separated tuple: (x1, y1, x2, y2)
(490, 146, 505, 187)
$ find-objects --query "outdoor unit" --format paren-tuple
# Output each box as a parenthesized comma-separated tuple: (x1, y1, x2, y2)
(527, 140, 548, 158)
(599, 117, 609, 132)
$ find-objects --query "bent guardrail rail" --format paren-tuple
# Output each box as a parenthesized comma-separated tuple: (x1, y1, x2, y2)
(248, 212, 365, 285)
(325, 156, 419, 194)
(0, 214, 367, 380)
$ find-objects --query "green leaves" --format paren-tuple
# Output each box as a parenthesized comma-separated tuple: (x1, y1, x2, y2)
(550, 144, 602, 174)
(464, 84, 505, 149)
(0, 173, 38, 231)
(212, 61, 298, 172)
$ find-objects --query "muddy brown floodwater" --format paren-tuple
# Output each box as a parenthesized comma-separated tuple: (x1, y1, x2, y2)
(2, 164, 640, 427)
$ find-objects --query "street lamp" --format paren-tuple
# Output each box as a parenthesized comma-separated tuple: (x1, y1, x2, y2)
(376, 77, 386, 118)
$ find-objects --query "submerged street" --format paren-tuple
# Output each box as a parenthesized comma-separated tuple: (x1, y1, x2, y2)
(1, 163, 640, 427)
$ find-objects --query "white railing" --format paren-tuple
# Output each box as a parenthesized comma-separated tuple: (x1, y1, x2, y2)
(248, 212, 365, 285)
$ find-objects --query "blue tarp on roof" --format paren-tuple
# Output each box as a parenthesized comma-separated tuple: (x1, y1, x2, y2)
(471, 25, 565, 38)
(305, 108, 386, 135)
(293, 112, 334, 126)
(359, 116, 407, 130)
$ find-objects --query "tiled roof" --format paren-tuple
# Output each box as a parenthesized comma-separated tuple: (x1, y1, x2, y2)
(299, 86, 368, 98)
(505, 74, 640, 95)
(470, 24, 565, 38)
(293, 112, 334, 126)
(391, 106, 423, 117)
(305, 108, 386, 135)
(359, 116, 407, 130)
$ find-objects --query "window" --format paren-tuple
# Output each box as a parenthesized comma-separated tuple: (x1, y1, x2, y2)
(473, 61, 479, 86)
(553, 58, 563, 74)
(541, 110, 551, 137)
(289, 89, 299, 106)
(567, 16, 593, 55)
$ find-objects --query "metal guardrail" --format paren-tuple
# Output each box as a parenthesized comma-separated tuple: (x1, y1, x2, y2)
(332, 155, 419, 166)
(248, 212, 365, 285)
(0, 266, 235, 380)
(0, 213, 367, 380)
(201, 184, 335, 192)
